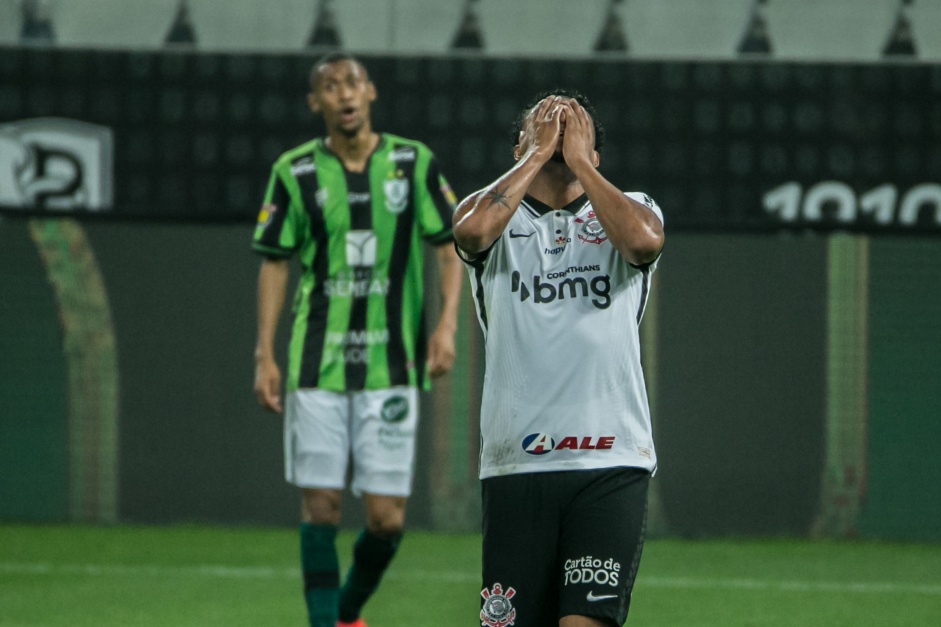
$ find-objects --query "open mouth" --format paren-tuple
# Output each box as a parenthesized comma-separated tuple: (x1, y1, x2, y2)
(340, 106, 356, 123)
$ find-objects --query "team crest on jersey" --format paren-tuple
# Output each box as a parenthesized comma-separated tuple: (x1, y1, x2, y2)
(576, 211, 607, 245)
(256, 203, 276, 228)
(384, 177, 409, 214)
(480, 583, 516, 627)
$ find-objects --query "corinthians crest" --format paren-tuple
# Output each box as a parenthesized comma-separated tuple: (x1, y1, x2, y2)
(383, 176, 409, 214)
(576, 211, 607, 245)
(480, 582, 516, 627)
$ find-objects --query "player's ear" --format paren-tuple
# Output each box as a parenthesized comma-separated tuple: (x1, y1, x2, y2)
(591, 149, 600, 168)
(366, 80, 377, 103)
(512, 143, 522, 161)
(307, 92, 321, 114)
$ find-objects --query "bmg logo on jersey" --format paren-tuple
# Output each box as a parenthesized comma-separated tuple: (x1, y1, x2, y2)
(0, 118, 113, 211)
(564, 555, 621, 587)
(510, 270, 611, 310)
(521, 433, 615, 455)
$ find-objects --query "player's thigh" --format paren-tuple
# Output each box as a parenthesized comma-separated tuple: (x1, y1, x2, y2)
(284, 389, 350, 489)
(349, 387, 418, 497)
(558, 467, 649, 626)
(481, 473, 560, 627)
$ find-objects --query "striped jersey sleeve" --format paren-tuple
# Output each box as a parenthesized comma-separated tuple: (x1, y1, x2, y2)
(416, 152, 457, 245)
(252, 166, 301, 258)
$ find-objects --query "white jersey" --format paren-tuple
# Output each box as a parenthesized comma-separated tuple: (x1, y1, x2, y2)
(459, 192, 662, 480)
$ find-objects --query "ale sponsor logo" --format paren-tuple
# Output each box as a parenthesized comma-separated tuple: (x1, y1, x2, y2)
(521, 433, 615, 456)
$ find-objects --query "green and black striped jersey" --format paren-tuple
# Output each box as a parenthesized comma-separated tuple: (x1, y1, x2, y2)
(252, 134, 457, 392)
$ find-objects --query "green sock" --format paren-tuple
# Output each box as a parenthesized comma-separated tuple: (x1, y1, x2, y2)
(300, 523, 340, 627)
(337, 529, 402, 622)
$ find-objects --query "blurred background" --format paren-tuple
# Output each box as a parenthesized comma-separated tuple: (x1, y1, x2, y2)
(1, 0, 940, 543)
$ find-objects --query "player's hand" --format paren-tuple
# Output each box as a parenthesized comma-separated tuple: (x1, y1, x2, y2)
(254, 357, 283, 413)
(525, 96, 565, 162)
(426, 323, 456, 379)
(560, 100, 595, 170)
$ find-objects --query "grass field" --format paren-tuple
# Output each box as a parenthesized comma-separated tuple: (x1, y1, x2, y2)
(2, 525, 940, 626)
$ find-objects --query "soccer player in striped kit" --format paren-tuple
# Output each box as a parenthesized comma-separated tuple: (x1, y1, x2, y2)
(454, 91, 665, 627)
(252, 54, 463, 627)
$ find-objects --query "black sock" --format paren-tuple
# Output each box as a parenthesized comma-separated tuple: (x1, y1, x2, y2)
(337, 529, 402, 622)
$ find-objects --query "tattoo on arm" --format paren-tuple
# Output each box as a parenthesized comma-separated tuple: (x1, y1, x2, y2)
(483, 187, 513, 211)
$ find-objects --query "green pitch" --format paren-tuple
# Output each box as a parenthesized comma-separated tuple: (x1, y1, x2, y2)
(1, 525, 940, 626)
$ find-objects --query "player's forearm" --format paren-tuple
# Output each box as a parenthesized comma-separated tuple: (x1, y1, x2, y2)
(452, 149, 548, 253)
(570, 161, 664, 265)
(255, 259, 289, 361)
(434, 244, 463, 333)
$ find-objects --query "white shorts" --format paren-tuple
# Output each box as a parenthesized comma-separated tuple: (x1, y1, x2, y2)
(284, 387, 419, 497)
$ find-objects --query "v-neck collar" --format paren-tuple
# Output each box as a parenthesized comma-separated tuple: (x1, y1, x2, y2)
(522, 193, 589, 217)
(318, 134, 386, 173)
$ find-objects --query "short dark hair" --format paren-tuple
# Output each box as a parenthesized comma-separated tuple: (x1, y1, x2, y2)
(511, 88, 605, 153)
(309, 53, 368, 89)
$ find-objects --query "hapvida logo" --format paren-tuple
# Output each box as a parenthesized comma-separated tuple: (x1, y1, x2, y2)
(544, 236, 572, 255)
(521, 433, 615, 455)
(510, 271, 611, 309)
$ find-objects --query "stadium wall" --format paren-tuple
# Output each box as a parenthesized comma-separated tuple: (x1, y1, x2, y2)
(1, 48, 939, 540)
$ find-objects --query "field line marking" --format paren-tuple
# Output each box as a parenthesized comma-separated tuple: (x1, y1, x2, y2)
(641, 576, 941, 595)
(2, 562, 940, 595)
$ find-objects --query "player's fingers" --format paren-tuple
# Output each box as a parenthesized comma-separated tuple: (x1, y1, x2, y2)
(537, 97, 553, 117)
(542, 96, 563, 119)
(426, 353, 443, 378)
(255, 376, 281, 412)
(563, 101, 584, 127)
(427, 342, 454, 378)
(576, 103, 592, 127)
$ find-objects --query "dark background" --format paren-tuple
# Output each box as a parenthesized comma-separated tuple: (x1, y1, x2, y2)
(2, 47, 940, 539)
(2, 47, 940, 233)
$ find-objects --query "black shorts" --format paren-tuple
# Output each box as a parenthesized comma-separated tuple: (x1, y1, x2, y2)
(480, 467, 649, 627)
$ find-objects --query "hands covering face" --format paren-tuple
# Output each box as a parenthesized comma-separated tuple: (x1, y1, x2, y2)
(522, 96, 595, 168)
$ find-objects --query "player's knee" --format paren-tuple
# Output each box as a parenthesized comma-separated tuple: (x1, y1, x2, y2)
(366, 514, 404, 536)
(365, 508, 405, 536)
(301, 488, 342, 525)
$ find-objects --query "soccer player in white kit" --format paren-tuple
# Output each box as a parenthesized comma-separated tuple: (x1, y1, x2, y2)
(453, 91, 665, 627)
